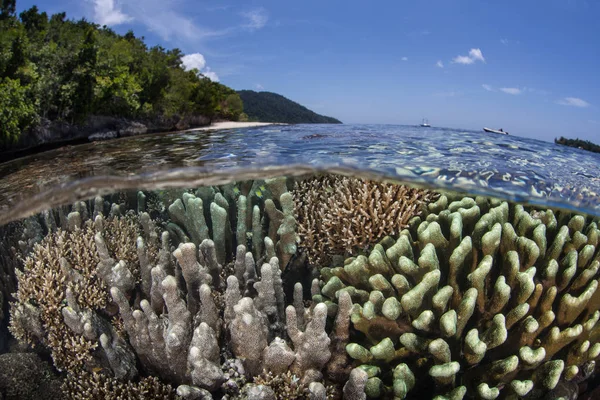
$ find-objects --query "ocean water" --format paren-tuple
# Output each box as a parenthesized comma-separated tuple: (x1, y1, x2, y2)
(0, 124, 600, 399)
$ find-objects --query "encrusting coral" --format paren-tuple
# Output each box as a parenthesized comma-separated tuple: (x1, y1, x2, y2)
(317, 193, 600, 399)
(292, 175, 438, 266)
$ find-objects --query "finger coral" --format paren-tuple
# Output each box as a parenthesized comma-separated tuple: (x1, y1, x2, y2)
(318, 193, 600, 399)
(7, 186, 339, 399)
(292, 175, 437, 266)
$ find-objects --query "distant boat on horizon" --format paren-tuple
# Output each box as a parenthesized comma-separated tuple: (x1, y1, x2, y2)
(483, 127, 509, 135)
(420, 118, 431, 127)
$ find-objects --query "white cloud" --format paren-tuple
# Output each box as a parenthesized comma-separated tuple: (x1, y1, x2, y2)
(500, 38, 509, 45)
(452, 48, 485, 65)
(241, 8, 268, 30)
(181, 53, 218, 82)
(402, 56, 408, 61)
(469, 48, 485, 62)
(556, 97, 590, 108)
(122, 0, 221, 41)
(202, 68, 219, 82)
(500, 87, 522, 95)
(482, 84, 494, 91)
(255, 84, 264, 90)
(93, 0, 132, 26)
(436, 60, 444, 68)
(181, 53, 207, 71)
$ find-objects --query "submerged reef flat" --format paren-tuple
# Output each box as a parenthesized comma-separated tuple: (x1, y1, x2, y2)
(0, 174, 599, 399)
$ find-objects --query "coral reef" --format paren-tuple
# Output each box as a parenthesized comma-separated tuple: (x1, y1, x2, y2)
(293, 175, 437, 266)
(164, 178, 298, 268)
(318, 194, 600, 399)
(5, 175, 600, 400)
(6, 182, 339, 399)
(62, 371, 177, 400)
(9, 212, 140, 372)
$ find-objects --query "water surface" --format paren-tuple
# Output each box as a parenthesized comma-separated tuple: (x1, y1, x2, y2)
(0, 124, 599, 226)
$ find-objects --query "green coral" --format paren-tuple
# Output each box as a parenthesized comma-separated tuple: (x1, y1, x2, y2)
(318, 194, 600, 399)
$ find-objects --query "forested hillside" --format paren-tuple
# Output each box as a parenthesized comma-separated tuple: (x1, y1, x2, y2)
(237, 90, 341, 124)
(0, 0, 245, 150)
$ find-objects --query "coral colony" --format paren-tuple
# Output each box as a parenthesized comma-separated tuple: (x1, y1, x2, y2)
(0, 175, 599, 399)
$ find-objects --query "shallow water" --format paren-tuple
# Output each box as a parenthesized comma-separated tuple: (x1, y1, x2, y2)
(1, 124, 600, 399)
(0, 124, 599, 226)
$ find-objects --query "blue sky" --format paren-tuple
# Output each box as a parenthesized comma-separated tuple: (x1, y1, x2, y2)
(16, 0, 600, 142)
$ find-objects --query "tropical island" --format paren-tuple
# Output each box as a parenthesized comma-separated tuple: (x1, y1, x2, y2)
(0, 1, 340, 155)
(555, 136, 600, 154)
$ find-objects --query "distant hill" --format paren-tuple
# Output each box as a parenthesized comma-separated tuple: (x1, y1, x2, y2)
(237, 90, 342, 124)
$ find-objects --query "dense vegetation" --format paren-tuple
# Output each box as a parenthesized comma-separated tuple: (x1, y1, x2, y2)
(0, 0, 245, 149)
(237, 90, 341, 124)
(555, 136, 600, 154)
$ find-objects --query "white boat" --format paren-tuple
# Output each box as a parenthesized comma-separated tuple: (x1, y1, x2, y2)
(483, 127, 509, 135)
(420, 118, 431, 127)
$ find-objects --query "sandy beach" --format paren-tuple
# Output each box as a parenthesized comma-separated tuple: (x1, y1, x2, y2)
(191, 121, 277, 131)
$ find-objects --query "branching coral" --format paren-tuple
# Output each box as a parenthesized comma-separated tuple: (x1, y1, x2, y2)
(166, 178, 298, 268)
(7, 186, 337, 399)
(62, 371, 177, 400)
(293, 175, 438, 266)
(318, 194, 600, 399)
(8, 211, 136, 372)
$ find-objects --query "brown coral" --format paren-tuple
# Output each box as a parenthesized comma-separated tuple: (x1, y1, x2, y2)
(62, 371, 177, 400)
(9, 215, 142, 372)
(293, 175, 437, 265)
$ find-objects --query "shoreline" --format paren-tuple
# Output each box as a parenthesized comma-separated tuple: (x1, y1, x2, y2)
(0, 121, 279, 164)
(185, 121, 279, 131)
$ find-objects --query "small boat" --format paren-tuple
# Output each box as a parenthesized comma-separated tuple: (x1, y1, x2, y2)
(420, 118, 431, 127)
(483, 127, 509, 135)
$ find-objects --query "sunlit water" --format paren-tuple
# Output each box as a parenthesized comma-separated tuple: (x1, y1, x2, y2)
(0, 124, 599, 226)
(1, 124, 600, 399)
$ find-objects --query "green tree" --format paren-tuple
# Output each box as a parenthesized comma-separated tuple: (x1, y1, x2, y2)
(5, 33, 26, 78)
(0, 0, 15, 19)
(72, 27, 97, 119)
(222, 93, 244, 120)
(20, 6, 48, 35)
(0, 77, 36, 145)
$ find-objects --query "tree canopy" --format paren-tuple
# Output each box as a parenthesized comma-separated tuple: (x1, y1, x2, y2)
(0, 2, 244, 148)
(555, 136, 600, 154)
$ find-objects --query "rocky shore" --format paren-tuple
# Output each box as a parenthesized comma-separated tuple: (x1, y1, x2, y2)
(1, 115, 212, 162)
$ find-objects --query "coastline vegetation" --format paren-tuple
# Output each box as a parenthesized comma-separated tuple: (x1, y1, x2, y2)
(555, 136, 600, 154)
(0, 0, 245, 148)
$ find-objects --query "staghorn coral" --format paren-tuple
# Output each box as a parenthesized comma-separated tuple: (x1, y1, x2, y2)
(8, 211, 138, 372)
(252, 371, 309, 399)
(293, 175, 437, 266)
(317, 194, 600, 399)
(62, 371, 178, 400)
